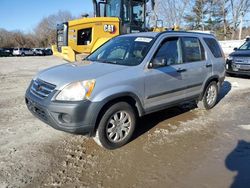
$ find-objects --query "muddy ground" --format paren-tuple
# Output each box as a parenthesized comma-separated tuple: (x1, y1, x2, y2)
(0, 56, 250, 188)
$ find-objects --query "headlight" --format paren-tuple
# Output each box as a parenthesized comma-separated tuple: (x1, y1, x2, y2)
(227, 56, 233, 61)
(56, 80, 95, 101)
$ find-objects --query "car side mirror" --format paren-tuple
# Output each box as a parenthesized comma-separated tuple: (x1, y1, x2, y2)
(149, 59, 166, 68)
(234, 47, 238, 51)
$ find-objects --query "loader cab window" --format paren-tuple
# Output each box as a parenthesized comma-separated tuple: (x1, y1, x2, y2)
(123, 0, 130, 22)
(77, 28, 92, 45)
(106, 0, 121, 18)
(132, 1, 144, 24)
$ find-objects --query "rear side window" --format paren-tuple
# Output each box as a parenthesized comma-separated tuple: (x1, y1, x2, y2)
(203, 38, 222, 58)
(182, 37, 205, 63)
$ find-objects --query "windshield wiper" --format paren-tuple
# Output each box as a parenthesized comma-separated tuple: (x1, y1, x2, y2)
(84, 59, 119, 65)
(102, 60, 117, 64)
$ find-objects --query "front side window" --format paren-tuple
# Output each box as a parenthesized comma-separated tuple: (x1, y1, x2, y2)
(87, 36, 153, 66)
(182, 37, 205, 62)
(151, 37, 181, 68)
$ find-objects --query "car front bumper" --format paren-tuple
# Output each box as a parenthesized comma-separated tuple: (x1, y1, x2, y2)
(25, 81, 102, 136)
(226, 60, 250, 76)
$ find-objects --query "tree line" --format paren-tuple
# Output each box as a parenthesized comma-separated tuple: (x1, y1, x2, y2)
(0, 11, 74, 48)
(157, 0, 250, 40)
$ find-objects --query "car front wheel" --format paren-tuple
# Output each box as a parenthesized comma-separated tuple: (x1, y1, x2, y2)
(93, 102, 136, 149)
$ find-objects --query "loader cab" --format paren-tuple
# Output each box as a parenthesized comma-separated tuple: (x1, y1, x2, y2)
(98, 0, 147, 33)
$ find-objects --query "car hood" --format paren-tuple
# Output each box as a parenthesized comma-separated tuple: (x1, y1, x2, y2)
(230, 50, 250, 57)
(37, 61, 129, 89)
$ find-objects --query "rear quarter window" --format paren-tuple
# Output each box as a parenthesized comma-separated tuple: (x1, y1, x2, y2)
(203, 38, 222, 58)
(182, 37, 205, 63)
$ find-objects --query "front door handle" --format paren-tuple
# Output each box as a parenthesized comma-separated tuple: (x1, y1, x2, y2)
(206, 64, 212, 68)
(176, 68, 187, 73)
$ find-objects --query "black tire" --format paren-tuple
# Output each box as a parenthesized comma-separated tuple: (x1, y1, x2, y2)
(198, 81, 218, 110)
(21, 53, 25, 57)
(93, 102, 136, 149)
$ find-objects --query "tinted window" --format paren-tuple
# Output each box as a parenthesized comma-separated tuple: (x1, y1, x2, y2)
(203, 38, 222, 58)
(182, 37, 205, 62)
(151, 37, 181, 67)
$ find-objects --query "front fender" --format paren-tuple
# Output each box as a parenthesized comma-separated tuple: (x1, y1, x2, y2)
(91, 85, 145, 116)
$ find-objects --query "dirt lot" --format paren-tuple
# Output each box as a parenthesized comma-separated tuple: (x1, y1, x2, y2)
(0, 56, 250, 188)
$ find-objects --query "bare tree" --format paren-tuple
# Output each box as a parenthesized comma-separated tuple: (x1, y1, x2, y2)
(34, 10, 74, 47)
(157, 0, 191, 28)
(219, 0, 230, 40)
(230, 0, 250, 39)
(0, 10, 75, 48)
(12, 31, 27, 47)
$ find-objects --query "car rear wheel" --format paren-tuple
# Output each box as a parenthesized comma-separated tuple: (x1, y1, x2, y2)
(93, 102, 136, 149)
(198, 81, 218, 110)
(21, 53, 25, 57)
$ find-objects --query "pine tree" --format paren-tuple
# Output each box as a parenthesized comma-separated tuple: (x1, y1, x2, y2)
(184, 0, 208, 30)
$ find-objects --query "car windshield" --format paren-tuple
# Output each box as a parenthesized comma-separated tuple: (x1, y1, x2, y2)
(86, 36, 154, 66)
(238, 41, 250, 50)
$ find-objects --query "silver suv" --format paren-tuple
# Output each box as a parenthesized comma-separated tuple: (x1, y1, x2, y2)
(25, 31, 225, 149)
(13, 48, 34, 56)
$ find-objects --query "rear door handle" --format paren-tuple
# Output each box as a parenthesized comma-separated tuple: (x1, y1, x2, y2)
(176, 68, 187, 73)
(206, 64, 212, 68)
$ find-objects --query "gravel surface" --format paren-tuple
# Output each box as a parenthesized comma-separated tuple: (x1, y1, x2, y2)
(0, 56, 250, 188)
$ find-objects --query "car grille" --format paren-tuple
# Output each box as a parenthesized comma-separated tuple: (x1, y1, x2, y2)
(234, 57, 250, 64)
(30, 79, 56, 99)
(238, 64, 250, 70)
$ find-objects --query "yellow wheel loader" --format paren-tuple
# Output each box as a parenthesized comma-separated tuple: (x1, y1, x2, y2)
(52, 0, 153, 62)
